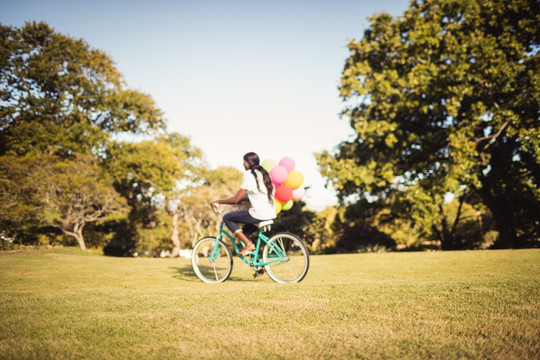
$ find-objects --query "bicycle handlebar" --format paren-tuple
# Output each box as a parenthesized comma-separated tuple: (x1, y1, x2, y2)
(211, 203, 228, 217)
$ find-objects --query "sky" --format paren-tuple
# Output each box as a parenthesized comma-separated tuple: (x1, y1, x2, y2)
(1, 0, 410, 210)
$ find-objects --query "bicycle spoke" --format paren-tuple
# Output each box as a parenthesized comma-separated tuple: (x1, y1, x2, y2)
(277, 238, 286, 256)
(211, 262, 219, 281)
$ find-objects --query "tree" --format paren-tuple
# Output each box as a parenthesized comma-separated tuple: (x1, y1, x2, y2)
(0, 154, 127, 249)
(317, 0, 539, 248)
(0, 155, 42, 239)
(0, 22, 172, 251)
(307, 206, 342, 253)
(0, 22, 211, 254)
(0, 21, 165, 157)
(103, 133, 203, 256)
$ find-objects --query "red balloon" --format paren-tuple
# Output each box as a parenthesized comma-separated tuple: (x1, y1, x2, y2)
(274, 185, 293, 203)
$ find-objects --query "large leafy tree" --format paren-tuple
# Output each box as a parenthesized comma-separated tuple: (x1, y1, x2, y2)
(0, 21, 165, 157)
(0, 22, 172, 250)
(103, 133, 203, 256)
(317, 0, 539, 248)
(0, 154, 127, 249)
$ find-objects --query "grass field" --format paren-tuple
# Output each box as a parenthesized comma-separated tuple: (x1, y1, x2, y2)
(0, 248, 538, 359)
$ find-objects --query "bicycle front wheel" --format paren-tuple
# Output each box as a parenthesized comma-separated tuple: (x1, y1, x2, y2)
(192, 237, 233, 283)
(263, 232, 309, 283)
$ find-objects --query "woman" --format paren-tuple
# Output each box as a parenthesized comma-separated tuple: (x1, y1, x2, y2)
(211, 152, 276, 256)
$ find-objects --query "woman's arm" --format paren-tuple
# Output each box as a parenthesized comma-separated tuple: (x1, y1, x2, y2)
(211, 189, 247, 206)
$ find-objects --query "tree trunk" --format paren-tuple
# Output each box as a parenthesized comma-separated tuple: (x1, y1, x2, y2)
(436, 204, 457, 250)
(478, 183, 517, 248)
(193, 219, 203, 247)
(482, 193, 517, 248)
(74, 232, 87, 251)
(170, 212, 181, 258)
(60, 222, 87, 250)
(74, 223, 87, 250)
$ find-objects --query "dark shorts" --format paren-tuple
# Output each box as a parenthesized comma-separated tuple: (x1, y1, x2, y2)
(223, 209, 262, 236)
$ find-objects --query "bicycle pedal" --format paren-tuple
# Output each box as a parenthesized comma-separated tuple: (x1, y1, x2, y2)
(253, 269, 265, 279)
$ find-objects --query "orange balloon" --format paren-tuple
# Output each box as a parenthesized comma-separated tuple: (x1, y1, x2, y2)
(284, 171, 304, 190)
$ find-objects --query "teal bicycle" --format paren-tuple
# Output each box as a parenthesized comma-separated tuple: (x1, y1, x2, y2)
(192, 205, 309, 283)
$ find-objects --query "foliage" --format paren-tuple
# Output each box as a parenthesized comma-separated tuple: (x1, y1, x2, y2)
(132, 208, 172, 257)
(317, 0, 539, 249)
(0, 155, 41, 235)
(438, 198, 490, 249)
(103, 133, 203, 256)
(302, 205, 342, 253)
(0, 154, 127, 250)
(0, 22, 209, 254)
(175, 166, 244, 249)
(374, 208, 424, 249)
(105, 133, 199, 205)
(376, 192, 495, 250)
(334, 199, 396, 252)
(272, 201, 316, 245)
(0, 22, 165, 157)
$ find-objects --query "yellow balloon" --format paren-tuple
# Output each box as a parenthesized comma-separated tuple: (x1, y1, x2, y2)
(274, 198, 282, 214)
(284, 171, 304, 190)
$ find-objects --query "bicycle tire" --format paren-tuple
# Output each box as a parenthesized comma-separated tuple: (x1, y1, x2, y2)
(192, 236, 233, 283)
(263, 232, 309, 283)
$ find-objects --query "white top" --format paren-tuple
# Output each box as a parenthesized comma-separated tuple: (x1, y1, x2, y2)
(241, 170, 276, 220)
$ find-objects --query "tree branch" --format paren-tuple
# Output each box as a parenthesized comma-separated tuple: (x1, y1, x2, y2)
(482, 120, 509, 151)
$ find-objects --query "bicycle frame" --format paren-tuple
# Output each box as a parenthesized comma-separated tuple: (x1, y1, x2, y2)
(211, 221, 287, 268)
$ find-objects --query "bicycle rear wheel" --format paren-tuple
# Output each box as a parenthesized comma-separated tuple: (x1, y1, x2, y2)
(192, 237, 233, 283)
(263, 232, 309, 283)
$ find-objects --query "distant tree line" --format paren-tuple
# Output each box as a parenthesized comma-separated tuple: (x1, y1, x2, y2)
(1, 0, 538, 256)
(0, 22, 244, 255)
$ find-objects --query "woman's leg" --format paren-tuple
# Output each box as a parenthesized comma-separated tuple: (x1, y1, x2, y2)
(223, 210, 256, 255)
(242, 224, 258, 237)
(223, 210, 252, 234)
(236, 232, 255, 256)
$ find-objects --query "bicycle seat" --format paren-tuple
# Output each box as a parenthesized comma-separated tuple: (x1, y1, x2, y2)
(257, 220, 273, 232)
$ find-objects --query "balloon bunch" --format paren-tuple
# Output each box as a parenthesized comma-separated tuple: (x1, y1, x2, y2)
(262, 156, 305, 214)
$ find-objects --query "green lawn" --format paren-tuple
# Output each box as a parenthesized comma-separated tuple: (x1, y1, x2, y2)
(0, 248, 538, 359)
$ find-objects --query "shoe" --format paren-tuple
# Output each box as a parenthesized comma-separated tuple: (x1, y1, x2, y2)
(239, 243, 255, 256)
(253, 268, 266, 278)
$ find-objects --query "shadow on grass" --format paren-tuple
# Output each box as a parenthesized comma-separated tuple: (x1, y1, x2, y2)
(170, 264, 252, 283)
(170, 265, 200, 282)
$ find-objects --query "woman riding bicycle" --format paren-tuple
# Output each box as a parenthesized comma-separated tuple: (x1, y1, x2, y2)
(211, 152, 276, 256)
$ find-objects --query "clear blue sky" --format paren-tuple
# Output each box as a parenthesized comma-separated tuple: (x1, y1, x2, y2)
(1, 0, 410, 210)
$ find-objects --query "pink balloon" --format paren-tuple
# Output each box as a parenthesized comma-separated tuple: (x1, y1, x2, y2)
(279, 157, 295, 173)
(292, 186, 305, 201)
(270, 165, 288, 185)
(275, 185, 293, 203)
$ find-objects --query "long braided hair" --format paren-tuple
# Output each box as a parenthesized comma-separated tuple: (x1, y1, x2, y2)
(243, 152, 274, 204)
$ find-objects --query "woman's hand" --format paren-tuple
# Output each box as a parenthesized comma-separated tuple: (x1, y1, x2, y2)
(212, 189, 247, 206)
